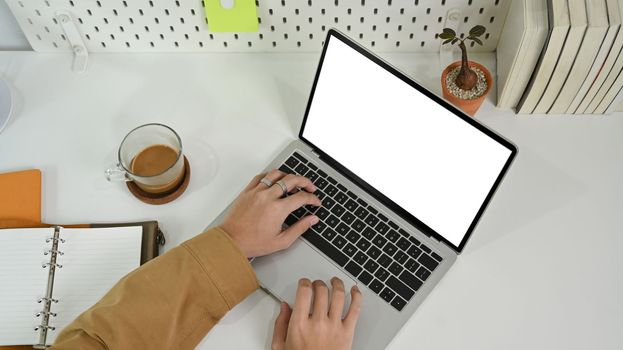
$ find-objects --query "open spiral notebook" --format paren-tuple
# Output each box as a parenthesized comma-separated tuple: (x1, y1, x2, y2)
(0, 226, 143, 347)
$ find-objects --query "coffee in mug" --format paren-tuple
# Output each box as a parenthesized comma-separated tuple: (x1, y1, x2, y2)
(106, 123, 185, 195)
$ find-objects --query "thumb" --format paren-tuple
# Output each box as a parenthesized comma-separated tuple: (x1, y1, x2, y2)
(271, 302, 292, 350)
(279, 215, 319, 248)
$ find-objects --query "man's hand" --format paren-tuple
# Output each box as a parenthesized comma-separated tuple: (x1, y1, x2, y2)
(221, 169, 322, 258)
(272, 278, 363, 350)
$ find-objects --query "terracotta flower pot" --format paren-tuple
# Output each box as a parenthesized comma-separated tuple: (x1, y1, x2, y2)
(441, 60, 492, 116)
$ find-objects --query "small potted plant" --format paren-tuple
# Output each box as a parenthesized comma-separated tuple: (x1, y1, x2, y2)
(438, 25, 492, 116)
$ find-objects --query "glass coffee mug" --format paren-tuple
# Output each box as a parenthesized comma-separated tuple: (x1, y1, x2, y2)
(105, 123, 185, 194)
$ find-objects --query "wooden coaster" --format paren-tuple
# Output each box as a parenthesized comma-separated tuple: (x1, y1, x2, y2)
(127, 156, 191, 205)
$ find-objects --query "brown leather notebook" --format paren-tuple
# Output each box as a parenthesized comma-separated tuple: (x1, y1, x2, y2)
(0, 221, 165, 349)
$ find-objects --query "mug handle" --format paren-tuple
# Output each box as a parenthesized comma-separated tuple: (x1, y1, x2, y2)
(105, 163, 131, 182)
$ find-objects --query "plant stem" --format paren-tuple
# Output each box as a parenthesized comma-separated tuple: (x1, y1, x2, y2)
(454, 40, 478, 91)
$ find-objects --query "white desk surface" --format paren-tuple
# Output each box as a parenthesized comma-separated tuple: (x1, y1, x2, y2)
(1, 51, 622, 350)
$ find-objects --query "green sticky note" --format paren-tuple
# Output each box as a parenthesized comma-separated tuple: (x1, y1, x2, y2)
(204, 0, 259, 32)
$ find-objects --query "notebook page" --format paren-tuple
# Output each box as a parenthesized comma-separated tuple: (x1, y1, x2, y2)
(46, 227, 142, 344)
(0, 228, 55, 345)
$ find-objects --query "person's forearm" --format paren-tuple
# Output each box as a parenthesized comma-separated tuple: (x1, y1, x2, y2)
(51, 227, 259, 349)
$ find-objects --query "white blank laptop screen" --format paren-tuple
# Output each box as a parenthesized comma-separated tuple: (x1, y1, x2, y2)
(302, 37, 512, 247)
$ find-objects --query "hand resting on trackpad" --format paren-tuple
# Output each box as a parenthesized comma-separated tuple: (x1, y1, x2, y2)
(253, 237, 358, 318)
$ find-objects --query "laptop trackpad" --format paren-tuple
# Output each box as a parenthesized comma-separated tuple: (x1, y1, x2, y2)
(253, 238, 357, 318)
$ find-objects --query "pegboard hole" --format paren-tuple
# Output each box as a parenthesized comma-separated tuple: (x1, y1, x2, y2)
(190, 8, 196, 15)
(103, 17, 109, 24)
(101, 41, 106, 48)
(94, 25, 99, 32)
(145, 25, 150, 32)
(129, 17, 134, 24)
(150, 41, 155, 47)
(395, 41, 400, 47)
(110, 34, 115, 40)
(374, 8, 378, 14)
(44, 26, 50, 33)
(96, 1, 102, 7)
(371, 41, 375, 47)
(420, 41, 424, 47)
(18, 1, 24, 7)
(126, 41, 130, 47)
(113, 9, 118, 16)
(119, 25, 125, 32)
(61, 34, 66, 41)
(489, 16, 495, 23)
(479, 7, 484, 14)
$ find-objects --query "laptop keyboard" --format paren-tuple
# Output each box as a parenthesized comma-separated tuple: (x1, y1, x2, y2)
(280, 151, 443, 312)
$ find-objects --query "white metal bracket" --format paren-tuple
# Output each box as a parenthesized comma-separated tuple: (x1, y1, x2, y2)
(55, 10, 88, 73)
(440, 8, 461, 70)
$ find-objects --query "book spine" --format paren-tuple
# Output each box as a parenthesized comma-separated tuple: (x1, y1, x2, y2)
(34, 226, 63, 348)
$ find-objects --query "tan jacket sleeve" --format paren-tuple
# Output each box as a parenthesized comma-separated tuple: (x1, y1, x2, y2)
(51, 227, 259, 349)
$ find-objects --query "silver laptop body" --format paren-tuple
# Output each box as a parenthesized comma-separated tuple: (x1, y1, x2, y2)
(210, 29, 516, 350)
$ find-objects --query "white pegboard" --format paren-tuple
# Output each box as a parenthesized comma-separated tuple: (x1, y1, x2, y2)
(5, 0, 510, 53)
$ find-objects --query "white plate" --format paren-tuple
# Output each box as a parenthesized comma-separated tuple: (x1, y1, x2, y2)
(0, 79, 13, 134)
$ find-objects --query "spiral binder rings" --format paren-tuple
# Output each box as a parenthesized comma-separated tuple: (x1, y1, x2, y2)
(33, 226, 62, 349)
(0, 221, 163, 347)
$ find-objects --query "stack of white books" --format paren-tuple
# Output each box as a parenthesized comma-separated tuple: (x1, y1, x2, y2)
(497, 0, 623, 115)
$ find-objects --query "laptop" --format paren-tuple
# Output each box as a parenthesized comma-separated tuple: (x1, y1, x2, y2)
(211, 29, 517, 349)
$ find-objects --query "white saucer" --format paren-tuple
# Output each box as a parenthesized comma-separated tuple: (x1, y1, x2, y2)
(0, 79, 13, 134)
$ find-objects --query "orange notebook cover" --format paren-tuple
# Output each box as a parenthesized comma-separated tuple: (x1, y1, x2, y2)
(0, 169, 41, 224)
